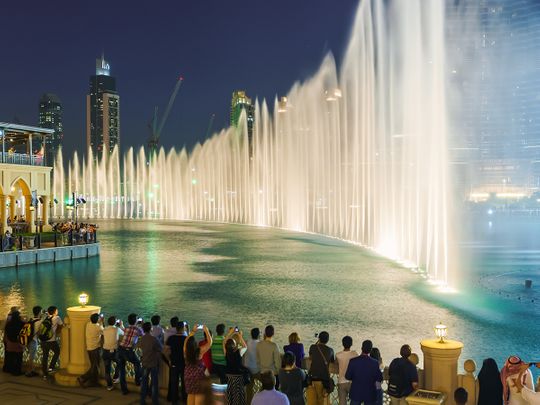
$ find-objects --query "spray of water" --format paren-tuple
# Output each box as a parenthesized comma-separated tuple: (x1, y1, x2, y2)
(54, 0, 453, 283)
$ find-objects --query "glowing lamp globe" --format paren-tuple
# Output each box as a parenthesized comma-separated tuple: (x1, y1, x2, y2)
(435, 322, 447, 343)
(78, 292, 89, 307)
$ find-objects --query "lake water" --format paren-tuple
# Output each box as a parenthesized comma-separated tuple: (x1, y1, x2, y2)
(0, 218, 538, 370)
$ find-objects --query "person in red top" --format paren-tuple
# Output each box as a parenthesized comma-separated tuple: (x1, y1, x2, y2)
(198, 329, 213, 372)
(118, 313, 143, 394)
(184, 324, 213, 404)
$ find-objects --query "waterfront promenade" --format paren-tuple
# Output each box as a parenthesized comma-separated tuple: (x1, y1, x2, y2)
(0, 371, 138, 404)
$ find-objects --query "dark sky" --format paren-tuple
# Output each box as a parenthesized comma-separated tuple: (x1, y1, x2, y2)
(0, 0, 358, 157)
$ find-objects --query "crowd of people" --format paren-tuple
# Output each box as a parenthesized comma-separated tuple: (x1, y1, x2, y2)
(52, 221, 97, 242)
(2, 305, 540, 405)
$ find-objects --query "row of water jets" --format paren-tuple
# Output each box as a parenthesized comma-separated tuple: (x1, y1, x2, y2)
(53, 0, 453, 284)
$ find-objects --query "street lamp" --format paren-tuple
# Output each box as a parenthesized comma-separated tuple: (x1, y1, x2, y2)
(78, 292, 89, 307)
(434, 322, 447, 343)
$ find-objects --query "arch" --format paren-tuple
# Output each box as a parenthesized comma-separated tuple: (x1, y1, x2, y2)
(10, 177, 31, 196)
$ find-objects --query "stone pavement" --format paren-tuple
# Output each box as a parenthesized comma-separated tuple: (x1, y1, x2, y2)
(0, 372, 142, 405)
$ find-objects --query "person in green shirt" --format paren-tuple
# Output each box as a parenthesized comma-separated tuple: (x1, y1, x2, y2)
(211, 323, 227, 383)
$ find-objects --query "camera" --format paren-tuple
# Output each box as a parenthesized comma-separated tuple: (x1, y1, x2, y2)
(234, 326, 239, 332)
(197, 325, 204, 330)
(137, 317, 143, 323)
(115, 319, 121, 325)
(314, 333, 319, 338)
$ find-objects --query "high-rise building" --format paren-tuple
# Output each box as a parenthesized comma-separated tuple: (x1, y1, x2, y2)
(448, 0, 540, 196)
(86, 54, 120, 159)
(230, 90, 255, 143)
(38, 93, 63, 165)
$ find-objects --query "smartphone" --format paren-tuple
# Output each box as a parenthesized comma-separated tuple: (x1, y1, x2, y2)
(99, 313, 104, 318)
(115, 319, 121, 325)
(197, 325, 204, 330)
(234, 326, 239, 332)
(137, 317, 143, 323)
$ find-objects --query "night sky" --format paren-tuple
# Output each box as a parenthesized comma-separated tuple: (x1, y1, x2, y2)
(0, 0, 358, 157)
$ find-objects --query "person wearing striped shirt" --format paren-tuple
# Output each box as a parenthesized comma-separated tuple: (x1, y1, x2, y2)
(211, 323, 227, 383)
(118, 313, 143, 394)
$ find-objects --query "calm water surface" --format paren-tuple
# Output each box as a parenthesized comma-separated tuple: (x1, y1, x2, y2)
(0, 219, 537, 369)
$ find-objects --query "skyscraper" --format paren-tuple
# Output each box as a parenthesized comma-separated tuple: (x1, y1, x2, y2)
(449, 0, 540, 196)
(86, 54, 120, 159)
(38, 93, 63, 165)
(230, 90, 254, 143)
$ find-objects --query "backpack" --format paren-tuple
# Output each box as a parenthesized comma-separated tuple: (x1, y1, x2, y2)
(18, 319, 37, 345)
(37, 316, 54, 342)
(387, 359, 406, 398)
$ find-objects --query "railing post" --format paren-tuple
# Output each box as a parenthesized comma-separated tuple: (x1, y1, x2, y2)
(69, 230, 73, 246)
(19, 235, 23, 250)
(460, 360, 478, 405)
(0, 236, 3, 252)
(94, 230, 97, 243)
(54, 232, 58, 247)
(36, 233, 41, 249)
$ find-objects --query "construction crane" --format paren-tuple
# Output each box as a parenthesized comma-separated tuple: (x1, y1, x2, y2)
(147, 75, 184, 157)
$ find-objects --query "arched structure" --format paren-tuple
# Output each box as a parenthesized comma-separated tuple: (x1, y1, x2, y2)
(0, 123, 54, 234)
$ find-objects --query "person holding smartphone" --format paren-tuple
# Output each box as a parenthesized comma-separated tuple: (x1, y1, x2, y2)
(102, 316, 125, 391)
(184, 324, 213, 404)
(224, 327, 248, 405)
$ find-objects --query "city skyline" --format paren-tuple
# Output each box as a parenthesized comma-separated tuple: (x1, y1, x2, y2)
(0, 0, 357, 158)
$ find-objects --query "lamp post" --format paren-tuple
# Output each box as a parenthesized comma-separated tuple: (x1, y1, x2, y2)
(420, 324, 463, 405)
(56, 292, 100, 386)
(78, 292, 89, 307)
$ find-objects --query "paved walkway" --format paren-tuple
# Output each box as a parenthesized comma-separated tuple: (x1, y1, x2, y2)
(0, 372, 142, 404)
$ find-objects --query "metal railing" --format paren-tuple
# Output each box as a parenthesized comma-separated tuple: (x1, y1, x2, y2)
(0, 230, 98, 252)
(0, 152, 44, 166)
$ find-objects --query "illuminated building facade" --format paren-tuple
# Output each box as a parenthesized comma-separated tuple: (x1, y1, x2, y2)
(86, 55, 120, 160)
(230, 90, 255, 143)
(38, 93, 63, 165)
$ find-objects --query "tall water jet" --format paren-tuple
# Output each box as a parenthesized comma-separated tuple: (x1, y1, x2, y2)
(57, 0, 453, 283)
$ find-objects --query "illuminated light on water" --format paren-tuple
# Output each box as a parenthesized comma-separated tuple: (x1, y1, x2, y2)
(54, 0, 452, 284)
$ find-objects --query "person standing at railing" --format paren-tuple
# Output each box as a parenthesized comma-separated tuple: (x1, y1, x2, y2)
(257, 325, 282, 389)
(184, 324, 213, 404)
(387, 344, 418, 405)
(335, 335, 359, 405)
(3, 310, 25, 375)
(211, 323, 227, 384)
(284, 332, 305, 369)
(513, 362, 540, 405)
(25, 306, 44, 377)
(477, 358, 503, 405)
(279, 351, 306, 405)
(345, 340, 382, 405)
(137, 322, 162, 405)
(102, 316, 125, 391)
(244, 327, 260, 404)
(165, 319, 188, 404)
(307, 331, 335, 405)
(39, 306, 63, 380)
(370, 348, 384, 405)
(501, 356, 533, 405)
(117, 313, 144, 394)
(77, 313, 104, 388)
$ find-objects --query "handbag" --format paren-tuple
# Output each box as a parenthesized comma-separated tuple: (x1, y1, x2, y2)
(316, 344, 335, 394)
